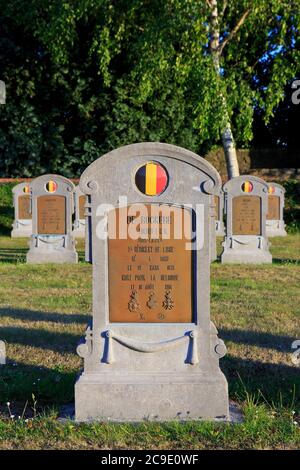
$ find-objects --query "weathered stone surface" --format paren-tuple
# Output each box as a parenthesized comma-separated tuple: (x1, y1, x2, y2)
(221, 175, 272, 264)
(75, 142, 229, 422)
(209, 195, 217, 262)
(214, 190, 225, 237)
(26, 174, 78, 264)
(0, 340, 6, 365)
(266, 182, 287, 237)
(73, 186, 86, 239)
(11, 182, 32, 238)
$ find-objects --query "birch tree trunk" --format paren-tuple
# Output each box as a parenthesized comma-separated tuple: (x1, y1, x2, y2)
(210, 0, 240, 178)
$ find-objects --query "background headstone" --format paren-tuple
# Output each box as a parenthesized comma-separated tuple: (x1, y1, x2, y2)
(0, 340, 6, 365)
(221, 175, 272, 264)
(209, 196, 217, 262)
(26, 174, 78, 264)
(266, 182, 287, 237)
(11, 182, 32, 238)
(75, 142, 229, 422)
(215, 189, 225, 237)
(73, 185, 86, 239)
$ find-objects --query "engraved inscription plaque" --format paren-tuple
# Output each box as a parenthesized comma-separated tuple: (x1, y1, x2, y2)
(267, 195, 280, 220)
(214, 196, 220, 220)
(79, 195, 86, 219)
(232, 196, 261, 235)
(18, 195, 31, 219)
(108, 204, 193, 323)
(37, 195, 66, 234)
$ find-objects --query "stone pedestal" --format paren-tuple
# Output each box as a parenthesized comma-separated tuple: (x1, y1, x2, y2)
(11, 182, 32, 238)
(11, 220, 32, 238)
(0, 340, 6, 365)
(221, 235, 272, 264)
(76, 142, 229, 422)
(221, 176, 272, 264)
(266, 183, 287, 237)
(27, 235, 78, 264)
(73, 186, 86, 239)
(26, 174, 78, 264)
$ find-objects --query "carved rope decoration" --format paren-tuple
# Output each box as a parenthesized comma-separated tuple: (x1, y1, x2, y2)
(36, 235, 66, 245)
(104, 330, 199, 365)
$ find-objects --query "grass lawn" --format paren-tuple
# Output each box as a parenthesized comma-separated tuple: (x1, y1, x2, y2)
(0, 233, 298, 449)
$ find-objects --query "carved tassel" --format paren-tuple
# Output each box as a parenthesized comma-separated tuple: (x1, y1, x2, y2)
(189, 331, 199, 365)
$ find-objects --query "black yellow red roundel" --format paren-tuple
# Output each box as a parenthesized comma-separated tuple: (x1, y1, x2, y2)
(135, 162, 168, 196)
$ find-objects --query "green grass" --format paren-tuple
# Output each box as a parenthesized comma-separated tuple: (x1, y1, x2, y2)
(0, 234, 299, 449)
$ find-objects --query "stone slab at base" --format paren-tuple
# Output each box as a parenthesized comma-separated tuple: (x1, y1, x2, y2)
(221, 249, 272, 264)
(216, 221, 225, 237)
(26, 249, 78, 264)
(75, 372, 229, 422)
(266, 221, 287, 238)
(73, 227, 85, 239)
(11, 228, 32, 238)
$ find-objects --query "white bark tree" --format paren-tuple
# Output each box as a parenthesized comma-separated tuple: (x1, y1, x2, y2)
(207, 0, 250, 178)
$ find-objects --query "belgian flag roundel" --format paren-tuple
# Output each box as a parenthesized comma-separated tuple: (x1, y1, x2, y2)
(268, 185, 275, 194)
(135, 162, 168, 196)
(46, 180, 58, 193)
(241, 181, 253, 193)
(23, 184, 30, 194)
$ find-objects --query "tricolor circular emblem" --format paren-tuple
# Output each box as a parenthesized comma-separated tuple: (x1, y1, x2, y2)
(23, 184, 30, 194)
(46, 180, 58, 193)
(241, 181, 253, 193)
(135, 162, 168, 196)
(268, 185, 275, 194)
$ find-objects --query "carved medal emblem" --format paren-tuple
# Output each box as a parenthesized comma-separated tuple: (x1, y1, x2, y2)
(146, 292, 158, 309)
(128, 290, 139, 312)
(162, 290, 174, 310)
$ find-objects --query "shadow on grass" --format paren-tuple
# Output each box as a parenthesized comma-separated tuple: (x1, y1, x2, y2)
(0, 360, 77, 404)
(0, 206, 14, 236)
(0, 307, 90, 325)
(0, 247, 27, 263)
(272, 257, 300, 265)
(0, 326, 83, 354)
(222, 354, 300, 411)
(0, 247, 86, 263)
(0, 322, 298, 410)
(219, 328, 296, 353)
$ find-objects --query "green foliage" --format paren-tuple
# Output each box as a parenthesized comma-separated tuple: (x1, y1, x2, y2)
(0, 0, 299, 176)
(0, 183, 14, 235)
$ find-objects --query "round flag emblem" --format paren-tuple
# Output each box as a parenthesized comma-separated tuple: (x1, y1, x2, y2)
(23, 184, 30, 194)
(268, 186, 275, 194)
(46, 180, 58, 193)
(241, 181, 253, 193)
(135, 162, 168, 196)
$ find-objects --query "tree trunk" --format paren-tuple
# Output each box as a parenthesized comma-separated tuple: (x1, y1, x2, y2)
(209, 0, 240, 179)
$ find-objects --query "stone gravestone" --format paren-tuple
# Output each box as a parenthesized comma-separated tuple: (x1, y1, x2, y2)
(221, 175, 272, 264)
(26, 174, 78, 264)
(11, 182, 32, 238)
(214, 189, 225, 236)
(73, 185, 86, 239)
(209, 196, 217, 262)
(75, 142, 229, 422)
(266, 183, 287, 237)
(0, 340, 6, 365)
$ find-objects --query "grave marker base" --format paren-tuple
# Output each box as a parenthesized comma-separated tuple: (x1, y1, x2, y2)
(11, 220, 32, 238)
(266, 220, 287, 237)
(26, 235, 78, 264)
(216, 220, 225, 237)
(73, 219, 85, 239)
(221, 235, 272, 264)
(75, 373, 229, 422)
